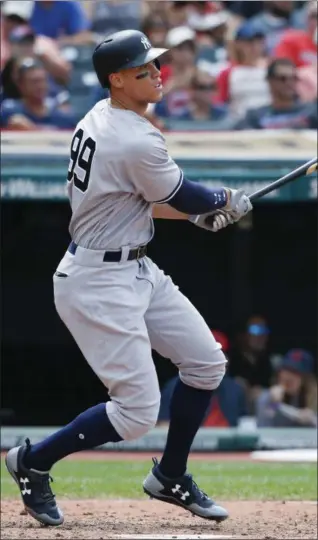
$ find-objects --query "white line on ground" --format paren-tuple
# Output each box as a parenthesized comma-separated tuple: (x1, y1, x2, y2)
(115, 535, 235, 539)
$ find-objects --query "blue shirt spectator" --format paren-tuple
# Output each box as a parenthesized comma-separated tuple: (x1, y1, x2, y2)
(1, 98, 75, 129)
(235, 57, 318, 130)
(30, 1, 90, 41)
(235, 101, 317, 130)
(155, 69, 228, 122)
(1, 58, 75, 130)
(155, 98, 227, 121)
(1, 26, 71, 103)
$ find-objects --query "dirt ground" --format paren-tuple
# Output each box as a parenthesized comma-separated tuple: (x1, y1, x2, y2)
(1, 499, 317, 540)
(1, 452, 317, 540)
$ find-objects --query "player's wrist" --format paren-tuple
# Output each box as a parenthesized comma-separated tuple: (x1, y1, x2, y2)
(223, 188, 232, 210)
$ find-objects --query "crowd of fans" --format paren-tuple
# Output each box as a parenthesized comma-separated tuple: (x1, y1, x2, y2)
(0, 0, 317, 131)
(157, 316, 317, 429)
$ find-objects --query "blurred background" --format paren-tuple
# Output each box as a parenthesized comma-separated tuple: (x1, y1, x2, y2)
(1, 1, 317, 443)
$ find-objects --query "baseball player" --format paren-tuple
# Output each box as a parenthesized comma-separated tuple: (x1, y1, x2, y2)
(6, 30, 252, 527)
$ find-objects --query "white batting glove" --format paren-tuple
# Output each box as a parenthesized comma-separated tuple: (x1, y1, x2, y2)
(188, 188, 252, 233)
(224, 188, 252, 219)
(211, 210, 235, 232)
(189, 210, 235, 232)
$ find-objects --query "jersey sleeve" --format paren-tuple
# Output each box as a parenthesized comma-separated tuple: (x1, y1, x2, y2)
(129, 131, 183, 204)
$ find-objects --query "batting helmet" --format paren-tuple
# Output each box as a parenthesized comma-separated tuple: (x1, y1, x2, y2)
(92, 30, 168, 88)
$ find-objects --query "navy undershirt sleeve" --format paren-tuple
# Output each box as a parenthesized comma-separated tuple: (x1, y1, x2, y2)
(168, 176, 228, 215)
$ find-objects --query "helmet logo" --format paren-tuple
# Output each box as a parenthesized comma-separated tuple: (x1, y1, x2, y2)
(141, 36, 151, 50)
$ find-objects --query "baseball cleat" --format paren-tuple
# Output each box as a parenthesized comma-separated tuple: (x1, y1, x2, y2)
(143, 458, 229, 522)
(5, 438, 64, 526)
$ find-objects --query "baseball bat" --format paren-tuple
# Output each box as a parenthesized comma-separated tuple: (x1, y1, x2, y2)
(249, 157, 317, 202)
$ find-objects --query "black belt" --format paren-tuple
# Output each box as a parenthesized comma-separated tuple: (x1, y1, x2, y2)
(68, 241, 147, 262)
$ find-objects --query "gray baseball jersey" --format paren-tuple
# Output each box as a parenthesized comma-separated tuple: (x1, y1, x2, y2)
(54, 98, 226, 442)
(67, 99, 183, 249)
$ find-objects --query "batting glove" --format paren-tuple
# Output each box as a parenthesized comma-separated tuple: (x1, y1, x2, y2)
(189, 188, 252, 233)
(224, 188, 252, 219)
(189, 210, 235, 233)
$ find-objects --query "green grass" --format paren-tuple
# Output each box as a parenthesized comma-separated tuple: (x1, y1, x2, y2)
(1, 459, 317, 501)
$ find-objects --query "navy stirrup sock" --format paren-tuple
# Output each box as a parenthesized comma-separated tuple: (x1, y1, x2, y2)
(24, 403, 122, 471)
(159, 379, 213, 478)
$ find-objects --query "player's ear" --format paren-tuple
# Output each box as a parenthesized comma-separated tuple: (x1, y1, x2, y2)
(109, 72, 124, 89)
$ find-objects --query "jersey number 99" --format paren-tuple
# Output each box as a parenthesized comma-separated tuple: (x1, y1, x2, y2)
(67, 128, 96, 192)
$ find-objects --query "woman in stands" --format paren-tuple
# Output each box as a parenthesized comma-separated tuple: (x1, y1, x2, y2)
(256, 349, 317, 428)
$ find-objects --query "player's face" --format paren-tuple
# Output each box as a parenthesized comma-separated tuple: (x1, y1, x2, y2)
(121, 61, 163, 104)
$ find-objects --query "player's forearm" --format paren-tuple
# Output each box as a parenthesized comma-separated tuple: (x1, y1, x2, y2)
(152, 204, 188, 220)
(168, 177, 230, 215)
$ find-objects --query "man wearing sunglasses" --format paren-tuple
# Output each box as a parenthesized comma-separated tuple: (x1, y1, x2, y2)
(235, 58, 317, 130)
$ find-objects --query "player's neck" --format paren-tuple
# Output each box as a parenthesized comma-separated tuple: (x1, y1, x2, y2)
(110, 94, 148, 117)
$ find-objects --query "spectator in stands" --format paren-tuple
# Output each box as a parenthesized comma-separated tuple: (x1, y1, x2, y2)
(155, 26, 197, 119)
(170, 69, 228, 122)
(235, 58, 318, 130)
(256, 349, 317, 427)
(141, 13, 169, 49)
(229, 316, 274, 414)
(1, 1, 34, 70)
(142, 0, 174, 23)
(273, 0, 317, 68)
(88, 0, 144, 37)
(30, 1, 93, 45)
(247, 1, 305, 55)
(274, 0, 318, 103)
(168, 1, 194, 28)
(1, 58, 76, 130)
(217, 23, 270, 121)
(157, 331, 248, 428)
(160, 1, 220, 31)
(1, 24, 71, 102)
(189, 11, 229, 77)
